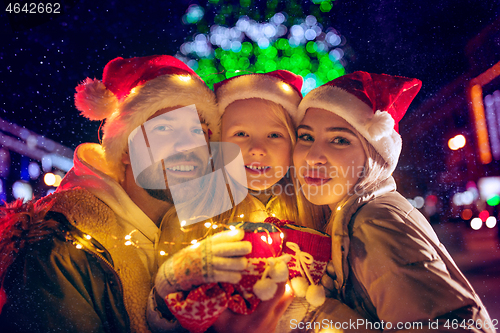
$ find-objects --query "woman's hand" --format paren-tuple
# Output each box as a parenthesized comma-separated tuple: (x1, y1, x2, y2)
(210, 282, 294, 333)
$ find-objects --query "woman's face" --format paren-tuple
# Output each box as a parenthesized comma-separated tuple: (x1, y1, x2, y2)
(293, 108, 366, 208)
(221, 98, 292, 191)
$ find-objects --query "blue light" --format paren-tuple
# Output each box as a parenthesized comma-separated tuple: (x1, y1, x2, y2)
(20, 157, 30, 181)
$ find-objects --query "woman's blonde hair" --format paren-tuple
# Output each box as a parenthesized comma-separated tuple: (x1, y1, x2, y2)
(352, 134, 391, 198)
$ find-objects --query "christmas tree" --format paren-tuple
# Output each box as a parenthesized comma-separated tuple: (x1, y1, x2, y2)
(176, 0, 347, 94)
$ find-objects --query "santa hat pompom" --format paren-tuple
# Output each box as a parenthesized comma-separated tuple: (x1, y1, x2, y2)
(366, 110, 395, 141)
(75, 78, 118, 121)
(305, 284, 326, 307)
(290, 276, 309, 298)
(269, 259, 289, 282)
(253, 278, 278, 301)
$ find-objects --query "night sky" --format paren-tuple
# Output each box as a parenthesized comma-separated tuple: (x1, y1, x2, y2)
(1, 0, 499, 151)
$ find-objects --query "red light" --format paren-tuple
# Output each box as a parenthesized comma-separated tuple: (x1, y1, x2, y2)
(479, 210, 489, 222)
(466, 181, 476, 189)
(425, 195, 438, 207)
(461, 209, 473, 220)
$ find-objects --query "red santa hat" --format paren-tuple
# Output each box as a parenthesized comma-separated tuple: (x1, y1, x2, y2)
(295, 71, 422, 174)
(74, 55, 218, 182)
(213, 70, 303, 120)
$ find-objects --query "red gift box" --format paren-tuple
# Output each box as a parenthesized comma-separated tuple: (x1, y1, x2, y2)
(233, 222, 283, 305)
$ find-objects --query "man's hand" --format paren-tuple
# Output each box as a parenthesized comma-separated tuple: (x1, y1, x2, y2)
(210, 282, 294, 333)
(155, 229, 252, 298)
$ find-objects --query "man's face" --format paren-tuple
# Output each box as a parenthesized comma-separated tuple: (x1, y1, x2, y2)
(128, 105, 211, 204)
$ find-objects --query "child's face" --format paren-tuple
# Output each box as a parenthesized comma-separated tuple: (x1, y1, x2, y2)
(221, 98, 292, 191)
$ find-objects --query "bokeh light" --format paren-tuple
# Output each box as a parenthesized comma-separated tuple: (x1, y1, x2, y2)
(28, 162, 41, 179)
(487, 194, 500, 206)
(448, 134, 466, 150)
(44, 172, 56, 186)
(425, 194, 438, 207)
(407, 198, 416, 207)
(452, 191, 474, 206)
(176, 11, 347, 95)
(410, 197, 424, 209)
(485, 216, 497, 228)
(470, 217, 482, 230)
(183, 5, 205, 24)
(12, 181, 33, 202)
(461, 208, 473, 220)
(479, 210, 490, 222)
(42, 155, 52, 172)
(54, 174, 62, 187)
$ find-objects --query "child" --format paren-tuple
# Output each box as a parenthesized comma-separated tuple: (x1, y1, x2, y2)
(214, 70, 324, 226)
(212, 71, 330, 332)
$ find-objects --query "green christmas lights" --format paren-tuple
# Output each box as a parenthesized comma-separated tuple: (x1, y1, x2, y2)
(189, 40, 345, 92)
(487, 194, 500, 206)
(240, 0, 251, 8)
(177, 4, 347, 94)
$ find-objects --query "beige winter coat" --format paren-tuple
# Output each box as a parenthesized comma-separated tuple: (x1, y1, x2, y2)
(305, 177, 495, 332)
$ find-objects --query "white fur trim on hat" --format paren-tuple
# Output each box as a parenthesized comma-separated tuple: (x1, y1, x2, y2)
(101, 74, 219, 182)
(216, 74, 301, 120)
(297, 86, 402, 174)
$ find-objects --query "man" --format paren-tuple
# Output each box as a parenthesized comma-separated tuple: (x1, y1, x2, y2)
(0, 55, 251, 333)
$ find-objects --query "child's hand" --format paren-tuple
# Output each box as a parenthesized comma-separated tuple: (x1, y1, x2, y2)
(155, 229, 252, 298)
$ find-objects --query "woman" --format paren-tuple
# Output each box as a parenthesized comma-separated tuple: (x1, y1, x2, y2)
(291, 71, 495, 332)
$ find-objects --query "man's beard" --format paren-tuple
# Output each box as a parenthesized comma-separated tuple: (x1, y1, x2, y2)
(135, 153, 208, 204)
(144, 188, 175, 203)
(135, 164, 174, 203)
